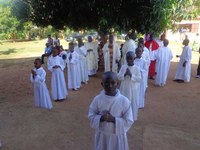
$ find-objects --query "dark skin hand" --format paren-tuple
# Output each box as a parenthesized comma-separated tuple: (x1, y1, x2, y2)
(100, 111, 116, 123)
(108, 44, 113, 49)
(87, 49, 93, 52)
(69, 54, 72, 60)
(53, 65, 61, 69)
(31, 69, 36, 79)
(125, 68, 132, 77)
(31, 69, 36, 76)
(183, 61, 187, 67)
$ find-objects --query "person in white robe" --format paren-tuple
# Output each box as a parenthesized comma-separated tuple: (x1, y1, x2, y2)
(85, 36, 99, 76)
(138, 38, 150, 89)
(155, 33, 165, 47)
(122, 33, 137, 65)
(118, 51, 141, 121)
(66, 42, 80, 90)
(53, 35, 60, 46)
(88, 72, 133, 150)
(174, 39, 192, 83)
(47, 47, 68, 101)
(30, 58, 53, 109)
(74, 38, 89, 84)
(134, 48, 148, 109)
(102, 34, 121, 73)
(155, 39, 173, 86)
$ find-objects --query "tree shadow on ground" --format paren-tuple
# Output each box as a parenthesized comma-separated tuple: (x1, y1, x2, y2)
(0, 48, 16, 55)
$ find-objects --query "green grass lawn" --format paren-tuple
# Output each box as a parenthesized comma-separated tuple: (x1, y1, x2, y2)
(0, 39, 68, 60)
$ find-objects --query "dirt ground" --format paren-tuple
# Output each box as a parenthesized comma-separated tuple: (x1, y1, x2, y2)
(0, 55, 200, 150)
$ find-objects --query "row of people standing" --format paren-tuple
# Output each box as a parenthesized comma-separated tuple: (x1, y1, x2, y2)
(31, 35, 99, 109)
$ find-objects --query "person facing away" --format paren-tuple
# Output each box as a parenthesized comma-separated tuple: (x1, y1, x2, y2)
(118, 51, 141, 121)
(144, 33, 159, 80)
(47, 47, 68, 101)
(30, 58, 53, 109)
(122, 32, 137, 65)
(174, 39, 192, 83)
(66, 42, 80, 90)
(102, 34, 121, 73)
(74, 38, 89, 84)
(154, 39, 173, 86)
(134, 47, 148, 109)
(85, 36, 99, 76)
(41, 43, 52, 64)
(88, 71, 133, 150)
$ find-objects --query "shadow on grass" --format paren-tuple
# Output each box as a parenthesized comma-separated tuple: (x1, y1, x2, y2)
(0, 48, 16, 55)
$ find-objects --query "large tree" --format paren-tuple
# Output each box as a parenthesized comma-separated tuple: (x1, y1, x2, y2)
(16, 0, 200, 33)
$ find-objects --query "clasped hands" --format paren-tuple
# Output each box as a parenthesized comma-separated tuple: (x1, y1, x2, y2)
(100, 111, 115, 123)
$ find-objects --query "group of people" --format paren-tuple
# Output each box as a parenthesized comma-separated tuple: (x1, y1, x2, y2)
(31, 34, 99, 110)
(30, 32, 196, 150)
(89, 33, 195, 150)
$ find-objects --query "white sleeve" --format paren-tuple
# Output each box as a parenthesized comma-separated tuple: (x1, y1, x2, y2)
(59, 58, 66, 70)
(117, 65, 126, 80)
(30, 70, 46, 83)
(88, 98, 101, 130)
(131, 67, 141, 82)
(115, 101, 133, 135)
(116, 44, 121, 61)
(47, 58, 53, 72)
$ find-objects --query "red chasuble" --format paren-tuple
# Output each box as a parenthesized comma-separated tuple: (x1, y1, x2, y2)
(145, 40, 159, 77)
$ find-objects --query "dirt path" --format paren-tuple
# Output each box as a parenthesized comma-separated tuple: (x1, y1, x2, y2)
(0, 57, 200, 150)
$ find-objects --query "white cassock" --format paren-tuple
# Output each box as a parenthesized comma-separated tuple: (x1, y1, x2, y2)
(30, 67, 53, 109)
(122, 39, 137, 64)
(88, 90, 133, 150)
(174, 46, 192, 82)
(66, 51, 80, 89)
(141, 46, 150, 89)
(74, 45, 89, 83)
(118, 64, 141, 121)
(47, 55, 68, 100)
(102, 42, 121, 73)
(85, 42, 99, 75)
(155, 46, 173, 86)
(134, 58, 148, 108)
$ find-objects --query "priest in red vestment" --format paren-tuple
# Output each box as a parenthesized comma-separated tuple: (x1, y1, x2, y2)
(145, 34, 159, 80)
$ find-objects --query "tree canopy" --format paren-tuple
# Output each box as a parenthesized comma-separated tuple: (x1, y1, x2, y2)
(10, 0, 200, 34)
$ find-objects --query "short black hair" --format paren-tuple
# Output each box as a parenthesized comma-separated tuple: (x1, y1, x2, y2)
(35, 58, 42, 64)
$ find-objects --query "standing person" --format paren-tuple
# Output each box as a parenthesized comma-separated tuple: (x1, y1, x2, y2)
(122, 32, 137, 65)
(118, 51, 141, 121)
(46, 34, 53, 46)
(88, 72, 133, 150)
(174, 39, 192, 83)
(47, 47, 68, 101)
(41, 43, 52, 64)
(154, 39, 173, 86)
(53, 35, 60, 46)
(85, 36, 99, 76)
(74, 38, 89, 84)
(138, 38, 150, 89)
(102, 34, 121, 73)
(66, 42, 80, 90)
(134, 48, 148, 109)
(156, 33, 165, 47)
(30, 58, 53, 109)
(196, 48, 200, 78)
(145, 33, 159, 80)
